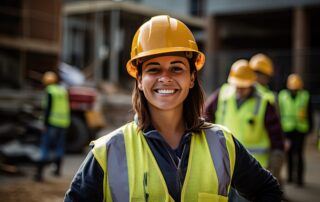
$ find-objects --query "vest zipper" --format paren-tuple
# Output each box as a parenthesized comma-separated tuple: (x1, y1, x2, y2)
(179, 145, 187, 191)
(166, 144, 187, 196)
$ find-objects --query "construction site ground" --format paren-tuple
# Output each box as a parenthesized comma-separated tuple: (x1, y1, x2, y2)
(0, 132, 319, 202)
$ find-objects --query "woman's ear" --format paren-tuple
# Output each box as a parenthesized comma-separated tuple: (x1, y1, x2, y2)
(137, 77, 143, 90)
(189, 71, 196, 88)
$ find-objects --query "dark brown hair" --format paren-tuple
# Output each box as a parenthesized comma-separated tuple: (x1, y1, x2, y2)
(132, 56, 205, 132)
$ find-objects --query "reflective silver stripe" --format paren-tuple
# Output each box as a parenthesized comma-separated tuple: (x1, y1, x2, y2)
(254, 93, 262, 115)
(204, 127, 230, 196)
(107, 131, 129, 202)
(248, 147, 269, 154)
(221, 100, 227, 123)
(220, 84, 230, 123)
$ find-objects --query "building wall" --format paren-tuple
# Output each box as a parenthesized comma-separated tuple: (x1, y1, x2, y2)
(0, 0, 62, 88)
(207, 0, 320, 14)
(203, 1, 320, 108)
(137, 0, 190, 15)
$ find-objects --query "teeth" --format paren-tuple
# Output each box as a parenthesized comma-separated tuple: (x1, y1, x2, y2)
(157, 89, 175, 94)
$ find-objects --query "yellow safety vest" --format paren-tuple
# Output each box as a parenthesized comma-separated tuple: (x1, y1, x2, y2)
(45, 84, 70, 128)
(278, 89, 310, 133)
(216, 85, 270, 168)
(255, 83, 276, 105)
(92, 122, 236, 202)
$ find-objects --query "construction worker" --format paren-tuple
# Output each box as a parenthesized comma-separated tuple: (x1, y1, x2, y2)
(34, 71, 70, 181)
(278, 73, 313, 187)
(204, 59, 284, 201)
(206, 58, 285, 166)
(249, 53, 286, 193)
(249, 53, 276, 104)
(65, 15, 282, 202)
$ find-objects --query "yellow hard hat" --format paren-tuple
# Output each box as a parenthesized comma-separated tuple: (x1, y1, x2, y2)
(228, 59, 256, 88)
(126, 15, 205, 78)
(249, 53, 274, 76)
(42, 71, 57, 85)
(287, 73, 303, 90)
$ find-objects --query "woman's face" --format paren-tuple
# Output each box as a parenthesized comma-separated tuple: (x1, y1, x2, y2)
(138, 55, 195, 112)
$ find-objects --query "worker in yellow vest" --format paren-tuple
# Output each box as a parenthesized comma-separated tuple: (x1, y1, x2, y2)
(249, 53, 276, 105)
(205, 59, 284, 167)
(278, 73, 313, 187)
(34, 71, 70, 181)
(65, 15, 282, 202)
(249, 53, 286, 195)
(205, 60, 285, 201)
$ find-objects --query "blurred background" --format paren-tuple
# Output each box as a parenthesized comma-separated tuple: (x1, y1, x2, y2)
(0, 0, 320, 201)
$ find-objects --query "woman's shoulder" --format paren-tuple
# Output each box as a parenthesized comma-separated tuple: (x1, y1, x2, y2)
(200, 122, 236, 147)
(200, 122, 233, 135)
(91, 121, 146, 149)
(91, 123, 131, 148)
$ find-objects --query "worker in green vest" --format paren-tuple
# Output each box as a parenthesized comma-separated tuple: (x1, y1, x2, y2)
(249, 53, 276, 105)
(249, 53, 286, 196)
(205, 60, 285, 201)
(65, 16, 282, 202)
(278, 73, 313, 187)
(34, 71, 70, 181)
(205, 59, 284, 168)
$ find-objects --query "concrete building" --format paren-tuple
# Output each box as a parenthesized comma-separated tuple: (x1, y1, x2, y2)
(0, 0, 62, 88)
(204, 0, 320, 108)
(1, 0, 320, 108)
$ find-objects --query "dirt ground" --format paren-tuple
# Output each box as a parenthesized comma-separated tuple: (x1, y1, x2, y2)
(1, 135, 320, 202)
(0, 178, 70, 202)
(0, 153, 85, 202)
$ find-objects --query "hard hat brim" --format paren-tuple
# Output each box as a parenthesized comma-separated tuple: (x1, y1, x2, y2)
(228, 77, 255, 88)
(126, 48, 205, 78)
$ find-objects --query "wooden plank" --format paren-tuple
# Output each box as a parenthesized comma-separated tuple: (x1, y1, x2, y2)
(0, 35, 60, 54)
(63, 0, 205, 28)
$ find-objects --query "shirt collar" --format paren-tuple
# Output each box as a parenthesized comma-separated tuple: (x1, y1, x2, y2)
(143, 129, 192, 144)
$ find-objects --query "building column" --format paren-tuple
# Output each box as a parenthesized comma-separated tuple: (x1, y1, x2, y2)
(292, 6, 309, 77)
(93, 12, 104, 84)
(109, 10, 121, 83)
(203, 15, 220, 94)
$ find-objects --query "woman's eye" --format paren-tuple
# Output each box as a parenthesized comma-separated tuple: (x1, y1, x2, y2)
(145, 67, 159, 73)
(171, 66, 184, 73)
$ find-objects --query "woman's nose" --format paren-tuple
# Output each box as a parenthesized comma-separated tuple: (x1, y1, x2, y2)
(158, 71, 173, 83)
(158, 75, 173, 83)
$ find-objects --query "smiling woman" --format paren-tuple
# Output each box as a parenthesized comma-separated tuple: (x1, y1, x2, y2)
(65, 15, 283, 202)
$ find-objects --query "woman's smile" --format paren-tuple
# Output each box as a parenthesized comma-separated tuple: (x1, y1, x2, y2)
(154, 89, 177, 95)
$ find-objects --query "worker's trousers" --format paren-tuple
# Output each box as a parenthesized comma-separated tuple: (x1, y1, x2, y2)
(40, 125, 66, 161)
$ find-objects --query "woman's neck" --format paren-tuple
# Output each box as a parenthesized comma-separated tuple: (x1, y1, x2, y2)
(149, 108, 185, 149)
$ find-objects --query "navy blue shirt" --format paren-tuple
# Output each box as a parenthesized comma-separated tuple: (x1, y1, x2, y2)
(65, 129, 282, 202)
(143, 130, 192, 202)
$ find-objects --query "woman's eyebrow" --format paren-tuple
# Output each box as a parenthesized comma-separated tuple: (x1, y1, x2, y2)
(171, 61, 186, 65)
(145, 62, 159, 67)
(145, 60, 185, 67)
